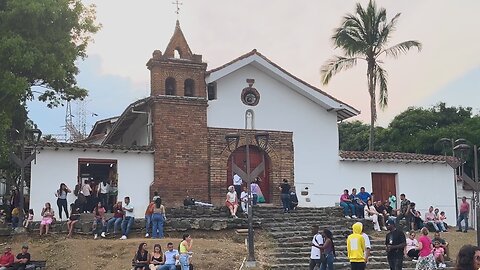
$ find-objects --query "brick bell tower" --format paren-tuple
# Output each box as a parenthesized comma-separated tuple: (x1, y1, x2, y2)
(146, 20, 209, 205)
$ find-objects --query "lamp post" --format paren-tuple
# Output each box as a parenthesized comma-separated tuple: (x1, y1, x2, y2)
(453, 142, 480, 246)
(225, 114, 269, 267)
(10, 128, 42, 228)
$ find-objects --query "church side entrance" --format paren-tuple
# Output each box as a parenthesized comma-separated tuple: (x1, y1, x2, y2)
(371, 173, 397, 203)
(226, 145, 271, 203)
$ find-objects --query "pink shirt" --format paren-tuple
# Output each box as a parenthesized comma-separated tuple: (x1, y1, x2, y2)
(340, 194, 349, 202)
(460, 201, 470, 214)
(418, 235, 432, 257)
(424, 212, 435, 221)
(433, 247, 444, 258)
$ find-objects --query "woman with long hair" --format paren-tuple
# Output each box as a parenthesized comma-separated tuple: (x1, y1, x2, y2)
(67, 203, 81, 238)
(149, 244, 163, 270)
(225, 185, 238, 218)
(55, 183, 71, 220)
(415, 227, 436, 270)
(455, 245, 480, 270)
(92, 201, 106, 239)
(39, 202, 54, 236)
(179, 234, 193, 270)
(133, 243, 149, 270)
(319, 229, 335, 270)
(151, 198, 166, 238)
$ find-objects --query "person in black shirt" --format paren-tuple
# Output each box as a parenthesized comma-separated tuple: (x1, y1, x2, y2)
(278, 179, 291, 213)
(11, 245, 30, 270)
(385, 219, 406, 270)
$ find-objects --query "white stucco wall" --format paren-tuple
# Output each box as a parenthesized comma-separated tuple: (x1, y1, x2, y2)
(309, 161, 456, 225)
(207, 64, 340, 189)
(30, 148, 154, 221)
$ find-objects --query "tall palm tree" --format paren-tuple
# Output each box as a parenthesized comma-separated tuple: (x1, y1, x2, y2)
(321, 1, 422, 151)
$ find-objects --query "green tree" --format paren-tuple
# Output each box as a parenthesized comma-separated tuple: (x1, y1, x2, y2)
(321, 0, 421, 151)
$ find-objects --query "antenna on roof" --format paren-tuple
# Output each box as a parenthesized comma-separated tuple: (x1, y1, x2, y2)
(172, 0, 182, 18)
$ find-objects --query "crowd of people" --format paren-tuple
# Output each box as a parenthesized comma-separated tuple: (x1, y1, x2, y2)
(339, 189, 450, 233)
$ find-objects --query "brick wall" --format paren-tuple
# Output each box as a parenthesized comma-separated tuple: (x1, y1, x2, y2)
(208, 127, 294, 206)
(150, 96, 209, 206)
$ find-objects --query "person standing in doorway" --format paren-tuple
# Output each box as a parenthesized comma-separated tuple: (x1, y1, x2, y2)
(120, 196, 134, 240)
(55, 183, 71, 220)
(97, 180, 110, 211)
(457, 196, 470, 233)
(279, 179, 291, 213)
(82, 179, 93, 213)
(385, 219, 406, 270)
(232, 173, 243, 201)
(347, 222, 366, 270)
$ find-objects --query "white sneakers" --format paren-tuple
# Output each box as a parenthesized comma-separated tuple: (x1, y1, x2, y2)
(94, 234, 98, 240)
(345, 215, 351, 219)
(382, 226, 388, 231)
(352, 215, 358, 219)
(120, 235, 127, 240)
(145, 233, 149, 238)
(439, 263, 446, 268)
(101, 232, 106, 238)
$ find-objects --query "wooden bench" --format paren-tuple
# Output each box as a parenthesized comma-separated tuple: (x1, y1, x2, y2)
(27, 260, 47, 269)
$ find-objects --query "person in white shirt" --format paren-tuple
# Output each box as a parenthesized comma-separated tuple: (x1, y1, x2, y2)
(232, 173, 243, 200)
(225, 186, 238, 218)
(364, 200, 382, 231)
(81, 180, 93, 213)
(309, 225, 324, 270)
(120, 196, 134, 240)
(97, 180, 110, 211)
(240, 186, 249, 216)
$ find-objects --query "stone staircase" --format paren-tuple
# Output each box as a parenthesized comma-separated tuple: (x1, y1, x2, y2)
(254, 207, 453, 270)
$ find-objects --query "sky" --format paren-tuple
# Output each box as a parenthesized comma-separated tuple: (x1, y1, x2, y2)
(27, 0, 480, 137)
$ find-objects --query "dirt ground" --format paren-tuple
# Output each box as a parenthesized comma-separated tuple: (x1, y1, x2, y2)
(0, 230, 274, 270)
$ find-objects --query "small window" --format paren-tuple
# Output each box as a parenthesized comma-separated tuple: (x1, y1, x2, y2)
(174, 49, 181, 59)
(184, 79, 195, 97)
(207, 82, 217, 100)
(165, 77, 176, 96)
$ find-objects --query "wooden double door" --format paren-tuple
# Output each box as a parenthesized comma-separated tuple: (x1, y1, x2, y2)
(226, 145, 271, 203)
(371, 173, 397, 203)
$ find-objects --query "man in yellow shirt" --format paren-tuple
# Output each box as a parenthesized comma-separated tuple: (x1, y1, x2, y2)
(347, 222, 366, 270)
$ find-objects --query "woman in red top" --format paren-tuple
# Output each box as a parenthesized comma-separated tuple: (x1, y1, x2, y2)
(415, 227, 436, 270)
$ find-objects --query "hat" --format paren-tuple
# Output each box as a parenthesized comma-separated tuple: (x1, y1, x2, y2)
(21, 245, 28, 249)
(386, 219, 395, 226)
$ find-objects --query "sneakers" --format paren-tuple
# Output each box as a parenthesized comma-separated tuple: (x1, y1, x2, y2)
(345, 215, 351, 219)
(352, 215, 357, 219)
(382, 226, 388, 231)
(412, 259, 418, 263)
(94, 234, 98, 240)
(101, 232, 106, 238)
(145, 233, 150, 238)
(439, 263, 446, 268)
(120, 235, 127, 240)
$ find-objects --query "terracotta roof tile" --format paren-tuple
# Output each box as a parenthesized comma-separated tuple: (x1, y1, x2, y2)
(34, 141, 154, 152)
(339, 150, 452, 163)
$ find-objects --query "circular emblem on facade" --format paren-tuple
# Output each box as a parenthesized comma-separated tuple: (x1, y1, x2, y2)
(241, 79, 260, 106)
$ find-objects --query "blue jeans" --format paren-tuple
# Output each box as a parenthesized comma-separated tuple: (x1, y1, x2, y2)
(158, 264, 176, 270)
(151, 213, 164, 238)
(179, 254, 189, 270)
(104, 217, 122, 234)
(93, 218, 104, 235)
(340, 202, 355, 216)
(280, 193, 290, 211)
(122, 216, 134, 236)
(320, 252, 334, 270)
(457, 212, 469, 231)
(145, 214, 152, 235)
(252, 194, 258, 206)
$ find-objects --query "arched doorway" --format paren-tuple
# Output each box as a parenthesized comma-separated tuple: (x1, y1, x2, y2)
(226, 145, 271, 203)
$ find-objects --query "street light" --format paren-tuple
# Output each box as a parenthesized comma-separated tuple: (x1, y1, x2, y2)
(452, 142, 480, 246)
(224, 114, 269, 268)
(10, 128, 42, 229)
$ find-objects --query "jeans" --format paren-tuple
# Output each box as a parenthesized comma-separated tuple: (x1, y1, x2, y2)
(309, 259, 321, 270)
(57, 198, 69, 219)
(234, 185, 242, 200)
(387, 254, 403, 270)
(340, 202, 355, 216)
(93, 218, 104, 235)
(158, 264, 176, 270)
(252, 194, 258, 206)
(320, 253, 334, 270)
(104, 217, 122, 234)
(179, 254, 190, 270)
(280, 193, 290, 211)
(151, 213, 164, 238)
(145, 214, 152, 235)
(99, 193, 108, 210)
(457, 212, 469, 231)
(122, 216, 135, 236)
(427, 221, 440, 232)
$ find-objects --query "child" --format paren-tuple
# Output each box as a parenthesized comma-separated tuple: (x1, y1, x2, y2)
(240, 186, 248, 216)
(11, 207, 20, 228)
(439, 211, 448, 230)
(433, 240, 446, 268)
(23, 209, 34, 228)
